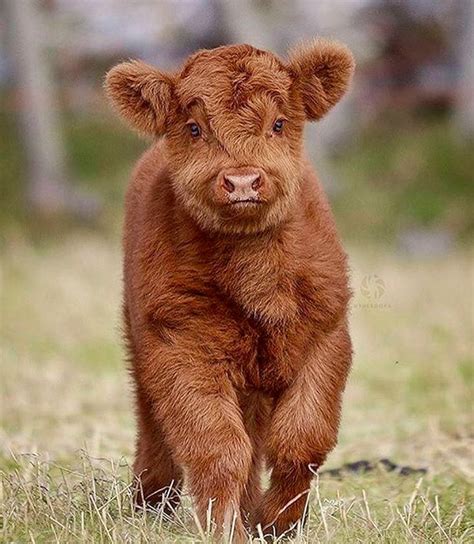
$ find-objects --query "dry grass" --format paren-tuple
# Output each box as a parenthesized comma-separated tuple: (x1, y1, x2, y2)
(1, 233, 473, 542)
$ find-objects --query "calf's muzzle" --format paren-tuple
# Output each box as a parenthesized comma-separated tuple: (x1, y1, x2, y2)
(217, 167, 265, 203)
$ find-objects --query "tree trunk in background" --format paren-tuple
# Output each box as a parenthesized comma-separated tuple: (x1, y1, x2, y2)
(455, 0, 474, 139)
(5, 0, 69, 214)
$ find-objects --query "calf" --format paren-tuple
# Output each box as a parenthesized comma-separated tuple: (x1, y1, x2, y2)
(105, 38, 354, 541)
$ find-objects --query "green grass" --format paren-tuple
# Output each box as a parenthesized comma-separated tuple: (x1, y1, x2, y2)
(0, 109, 146, 232)
(332, 119, 474, 242)
(1, 233, 472, 542)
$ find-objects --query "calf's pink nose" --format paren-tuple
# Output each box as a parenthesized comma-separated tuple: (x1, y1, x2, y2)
(223, 172, 261, 194)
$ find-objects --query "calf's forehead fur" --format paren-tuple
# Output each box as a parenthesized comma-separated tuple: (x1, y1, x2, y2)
(177, 44, 292, 112)
(105, 39, 355, 137)
(176, 45, 295, 149)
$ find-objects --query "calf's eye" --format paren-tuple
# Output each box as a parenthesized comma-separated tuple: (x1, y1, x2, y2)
(272, 119, 285, 134)
(188, 122, 201, 138)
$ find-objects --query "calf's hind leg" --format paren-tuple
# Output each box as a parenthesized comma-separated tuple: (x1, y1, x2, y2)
(134, 386, 183, 513)
(124, 306, 182, 514)
(239, 392, 271, 527)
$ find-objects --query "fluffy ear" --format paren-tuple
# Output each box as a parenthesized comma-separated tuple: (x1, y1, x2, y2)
(288, 39, 355, 121)
(104, 60, 174, 136)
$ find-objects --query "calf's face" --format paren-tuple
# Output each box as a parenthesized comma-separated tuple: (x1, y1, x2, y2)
(105, 40, 354, 234)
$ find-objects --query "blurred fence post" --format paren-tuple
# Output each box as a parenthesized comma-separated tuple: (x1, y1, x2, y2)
(5, 0, 68, 214)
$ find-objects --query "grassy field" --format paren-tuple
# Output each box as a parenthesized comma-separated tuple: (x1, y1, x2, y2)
(1, 231, 472, 543)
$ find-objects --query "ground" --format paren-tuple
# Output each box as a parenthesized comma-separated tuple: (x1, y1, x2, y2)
(1, 233, 472, 543)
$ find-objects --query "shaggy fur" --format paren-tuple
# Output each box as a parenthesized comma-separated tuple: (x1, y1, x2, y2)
(105, 38, 354, 541)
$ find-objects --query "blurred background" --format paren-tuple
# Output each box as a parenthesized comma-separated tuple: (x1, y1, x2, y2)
(1, 0, 473, 246)
(1, 2, 473, 541)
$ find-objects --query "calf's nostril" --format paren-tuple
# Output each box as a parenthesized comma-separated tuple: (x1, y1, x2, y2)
(251, 176, 261, 191)
(223, 177, 235, 193)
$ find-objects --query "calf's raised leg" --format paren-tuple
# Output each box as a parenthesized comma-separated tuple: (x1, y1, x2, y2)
(256, 324, 351, 537)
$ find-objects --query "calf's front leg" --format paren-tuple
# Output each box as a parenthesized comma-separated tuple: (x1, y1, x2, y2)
(256, 324, 352, 537)
(138, 331, 253, 542)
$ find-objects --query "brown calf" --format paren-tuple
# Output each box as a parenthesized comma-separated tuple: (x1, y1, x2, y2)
(105, 38, 354, 541)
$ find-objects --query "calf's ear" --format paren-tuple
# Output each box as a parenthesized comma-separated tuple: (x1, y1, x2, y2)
(288, 39, 355, 121)
(104, 60, 174, 136)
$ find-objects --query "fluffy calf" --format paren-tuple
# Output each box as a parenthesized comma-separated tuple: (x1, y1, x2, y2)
(105, 38, 354, 541)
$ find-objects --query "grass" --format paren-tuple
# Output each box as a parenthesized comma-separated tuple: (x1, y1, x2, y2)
(332, 118, 474, 243)
(1, 231, 473, 542)
(0, 108, 145, 231)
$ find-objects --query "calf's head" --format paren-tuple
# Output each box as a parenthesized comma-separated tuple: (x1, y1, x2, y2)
(105, 40, 354, 234)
